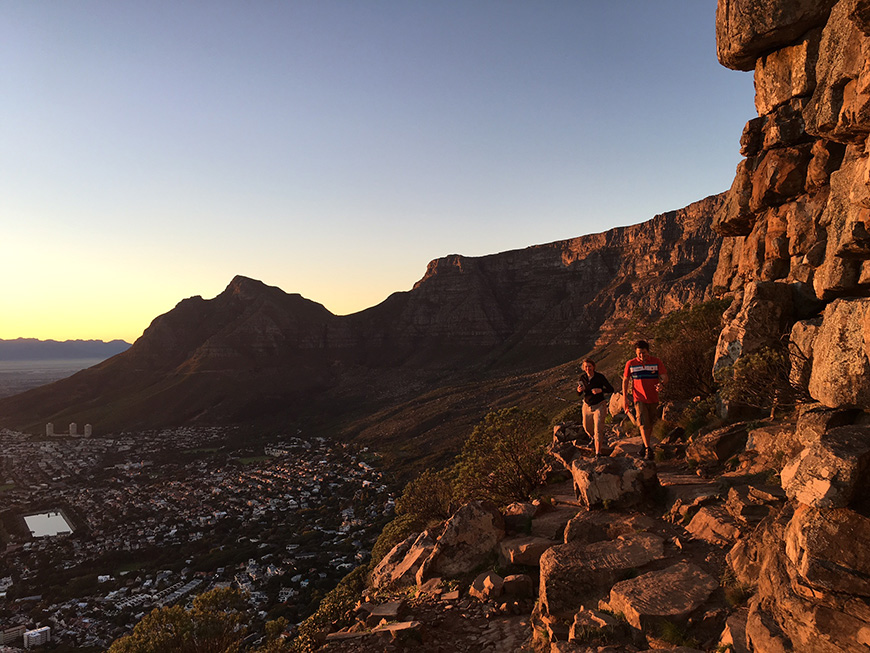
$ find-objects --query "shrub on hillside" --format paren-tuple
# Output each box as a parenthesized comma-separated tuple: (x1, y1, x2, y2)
(718, 344, 811, 416)
(396, 467, 458, 526)
(550, 401, 584, 427)
(107, 587, 247, 653)
(677, 395, 722, 436)
(650, 298, 731, 400)
(290, 565, 368, 653)
(453, 407, 549, 506)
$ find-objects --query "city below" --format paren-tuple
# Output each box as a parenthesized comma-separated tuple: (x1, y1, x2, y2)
(0, 425, 394, 651)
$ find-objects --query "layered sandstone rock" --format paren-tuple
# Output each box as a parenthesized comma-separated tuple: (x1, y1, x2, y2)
(416, 501, 505, 584)
(716, 6, 870, 650)
(714, 0, 870, 413)
(600, 562, 718, 631)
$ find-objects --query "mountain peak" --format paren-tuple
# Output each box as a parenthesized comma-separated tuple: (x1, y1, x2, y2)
(225, 275, 272, 299)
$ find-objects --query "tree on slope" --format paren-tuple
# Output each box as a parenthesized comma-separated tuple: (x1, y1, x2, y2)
(107, 587, 247, 653)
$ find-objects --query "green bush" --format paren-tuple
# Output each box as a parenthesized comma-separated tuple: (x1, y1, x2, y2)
(396, 467, 458, 525)
(718, 345, 810, 415)
(291, 566, 368, 653)
(656, 619, 699, 648)
(107, 587, 248, 653)
(678, 395, 721, 436)
(453, 407, 549, 506)
(550, 401, 584, 427)
(651, 298, 731, 401)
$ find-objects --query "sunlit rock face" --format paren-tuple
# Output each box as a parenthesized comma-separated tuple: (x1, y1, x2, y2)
(713, 0, 870, 409)
(715, 2, 870, 650)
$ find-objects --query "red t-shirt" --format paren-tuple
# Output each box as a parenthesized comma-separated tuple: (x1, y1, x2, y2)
(624, 356, 666, 403)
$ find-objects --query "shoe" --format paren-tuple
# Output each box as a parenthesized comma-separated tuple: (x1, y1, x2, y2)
(645, 446, 655, 461)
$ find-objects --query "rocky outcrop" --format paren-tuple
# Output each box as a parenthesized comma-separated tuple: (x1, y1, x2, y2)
(416, 501, 505, 584)
(685, 422, 750, 466)
(567, 455, 660, 509)
(713, 0, 870, 412)
(807, 297, 870, 407)
(538, 532, 667, 621)
(721, 411, 870, 652)
(779, 424, 870, 508)
(600, 562, 718, 631)
(370, 531, 437, 589)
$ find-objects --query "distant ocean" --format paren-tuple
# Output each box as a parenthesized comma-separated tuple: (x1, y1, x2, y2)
(0, 358, 105, 398)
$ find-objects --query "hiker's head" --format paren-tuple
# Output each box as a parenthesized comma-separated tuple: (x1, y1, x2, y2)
(634, 340, 650, 361)
(582, 359, 596, 375)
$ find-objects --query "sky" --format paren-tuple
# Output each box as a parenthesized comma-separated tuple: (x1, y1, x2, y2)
(0, 1, 755, 344)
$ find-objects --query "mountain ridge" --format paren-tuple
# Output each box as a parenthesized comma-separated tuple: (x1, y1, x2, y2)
(0, 338, 130, 361)
(0, 194, 723, 445)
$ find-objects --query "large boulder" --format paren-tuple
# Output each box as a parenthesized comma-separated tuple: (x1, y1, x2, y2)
(807, 298, 870, 408)
(780, 424, 870, 509)
(370, 531, 436, 588)
(810, 157, 870, 299)
(501, 501, 539, 534)
(686, 504, 743, 547)
(749, 144, 814, 212)
(600, 562, 718, 631)
(804, 0, 870, 143)
(725, 483, 786, 526)
(563, 510, 658, 545)
(795, 402, 862, 446)
(686, 423, 749, 467)
(529, 504, 580, 541)
(568, 455, 660, 509)
(498, 535, 556, 567)
(789, 317, 821, 391)
(754, 31, 821, 116)
(538, 532, 665, 621)
(716, 0, 837, 71)
(468, 571, 504, 602)
(415, 501, 505, 584)
(738, 422, 802, 474)
(785, 504, 870, 596)
(740, 509, 870, 653)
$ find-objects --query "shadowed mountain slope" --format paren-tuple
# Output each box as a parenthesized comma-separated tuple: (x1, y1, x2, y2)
(0, 195, 723, 443)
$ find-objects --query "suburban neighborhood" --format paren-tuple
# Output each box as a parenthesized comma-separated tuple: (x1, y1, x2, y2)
(0, 427, 393, 650)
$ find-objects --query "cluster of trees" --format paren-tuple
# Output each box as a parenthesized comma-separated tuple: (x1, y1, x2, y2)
(107, 587, 287, 653)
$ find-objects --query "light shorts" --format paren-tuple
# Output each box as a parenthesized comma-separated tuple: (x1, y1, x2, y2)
(634, 401, 658, 429)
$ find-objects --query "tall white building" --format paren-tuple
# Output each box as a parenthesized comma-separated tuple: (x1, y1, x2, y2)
(23, 626, 50, 649)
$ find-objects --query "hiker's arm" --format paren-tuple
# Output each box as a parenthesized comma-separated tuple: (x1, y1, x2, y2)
(622, 374, 630, 410)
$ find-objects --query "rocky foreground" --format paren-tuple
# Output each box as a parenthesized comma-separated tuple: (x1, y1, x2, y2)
(312, 400, 869, 652)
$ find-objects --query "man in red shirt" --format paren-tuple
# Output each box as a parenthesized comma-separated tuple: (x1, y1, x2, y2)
(622, 340, 668, 460)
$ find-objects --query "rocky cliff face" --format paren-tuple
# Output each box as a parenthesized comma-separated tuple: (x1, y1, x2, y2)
(713, 1, 870, 650)
(0, 199, 721, 434)
(342, 194, 722, 364)
(713, 0, 870, 401)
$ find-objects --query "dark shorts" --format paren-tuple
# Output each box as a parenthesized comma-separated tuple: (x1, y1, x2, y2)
(634, 401, 658, 429)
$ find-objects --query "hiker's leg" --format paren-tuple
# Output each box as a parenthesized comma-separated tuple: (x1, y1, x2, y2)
(636, 402, 652, 449)
(582, 403, 594, 442)
(592, 403, 607, 454)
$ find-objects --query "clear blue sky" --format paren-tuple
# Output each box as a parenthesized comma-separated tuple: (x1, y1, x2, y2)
(0, 1, 754, 343)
